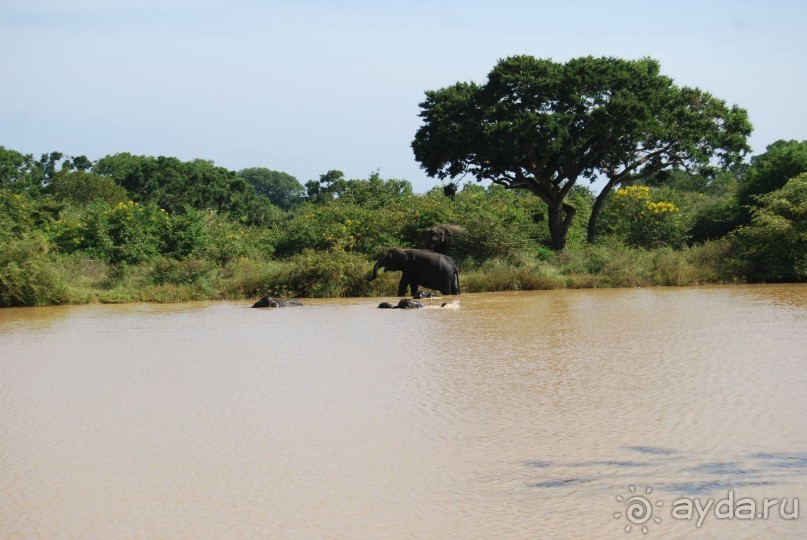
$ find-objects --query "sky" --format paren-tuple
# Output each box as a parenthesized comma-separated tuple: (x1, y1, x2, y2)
(2, 0, 806, 193)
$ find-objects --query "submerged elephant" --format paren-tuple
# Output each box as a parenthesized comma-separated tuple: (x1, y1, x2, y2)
(422, 223, 465, 254)
(377, 299, 424, 309)
(252, 297, 304, 308)
(369, 248, 460, 297)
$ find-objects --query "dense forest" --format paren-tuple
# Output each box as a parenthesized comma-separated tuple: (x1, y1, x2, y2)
(1, 138, 805, 307)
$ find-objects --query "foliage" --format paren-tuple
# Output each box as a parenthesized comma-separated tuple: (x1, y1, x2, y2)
(275, 200, 409, 256)
(238, 167, 305, 210)
(449, 184, 543, 262)
(0, 146, 44, 194)
(733, 173, 807, 282)
(598, 185, 687, 247)
(460, 258, 564, 292)
(737, 140, 807, 223)
(0, 234, 71, 306)
(46, 170, 129, 205)
(263, 249, 380, 298)
(2, 140, 804, 308)
(275, 172, 419, 256)
(412, 55, 750, 249)
(50, 200, 170, 264)
(93, 153, 281, 225)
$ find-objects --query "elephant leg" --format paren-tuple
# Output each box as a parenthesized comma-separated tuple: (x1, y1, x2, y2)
(397, 275, 409, 297)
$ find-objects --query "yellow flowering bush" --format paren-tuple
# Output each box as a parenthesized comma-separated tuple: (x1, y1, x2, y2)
(614, 185, 650, 201)
(604, 185, 686, 247)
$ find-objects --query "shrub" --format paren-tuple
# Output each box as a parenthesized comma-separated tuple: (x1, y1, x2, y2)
(263, 249, 379, 298)
(460, 258, 564, 292)
(732, 174, 807, 281)
(600, 185, 688, 248)
(51, 200, 170, 263)
(0, 235, 71, 306)
(275, 202, 410, 257)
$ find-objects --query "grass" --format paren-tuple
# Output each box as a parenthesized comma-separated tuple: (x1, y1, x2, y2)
(1, 240, 747, 307)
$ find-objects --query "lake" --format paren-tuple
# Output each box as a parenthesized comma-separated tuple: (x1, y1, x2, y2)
(1, 285, 806, 538)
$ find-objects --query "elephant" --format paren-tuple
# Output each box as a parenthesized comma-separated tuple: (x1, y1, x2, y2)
(422, 223, 466, 254)
(252, 297, 304, 308)
(413, 290, 440, 299)
(369, 248, 460, 297)
(377, 299, 424, 309)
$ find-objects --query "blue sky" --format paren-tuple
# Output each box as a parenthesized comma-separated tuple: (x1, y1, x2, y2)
(2, 0, 805, 192)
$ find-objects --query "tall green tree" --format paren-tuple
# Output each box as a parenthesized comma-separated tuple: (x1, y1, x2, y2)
(412, 55, 751, 249)
(0, 147, 42, 193)
(238, 167, 305, 210)
(737, 140, 807, 223)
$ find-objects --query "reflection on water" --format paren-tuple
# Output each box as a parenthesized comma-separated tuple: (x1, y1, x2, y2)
(1, 285, 806, 538)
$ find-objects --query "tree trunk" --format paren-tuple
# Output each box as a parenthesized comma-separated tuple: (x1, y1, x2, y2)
(587, 177, 618, 244)
(547, 200, 576, 250)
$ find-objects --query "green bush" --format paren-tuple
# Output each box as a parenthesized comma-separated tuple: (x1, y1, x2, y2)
(275, 202, 411, 257)
(51, 200, 169, 263)
(451, 185, 544, 262)
(0, 235, 71, 306)
(599, 185, 688, 248)
(265, 249, 379, 298)
(733, 174, 807, 281)
(149, 257, 217, 287)
(47, 171, 128, 205)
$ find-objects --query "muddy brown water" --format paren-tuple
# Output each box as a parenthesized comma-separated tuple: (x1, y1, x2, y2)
(1, 285, 806, 539)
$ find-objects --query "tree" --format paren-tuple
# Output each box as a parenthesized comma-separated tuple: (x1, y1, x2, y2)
(733, 173, 807, 281)
(237, 167, 305, 210)
(737, 140, 807, 223)
(0, 147, 42, 193)
(47, 170, 128, 205)
(412, 55, 751, 250)
(305, 169, 344, 203)
(93, 153, 280, 225)
(324, 170, 413, 207)
(587, 72, 751, 243)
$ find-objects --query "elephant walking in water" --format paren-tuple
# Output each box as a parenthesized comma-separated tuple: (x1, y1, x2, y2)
(369, 248, 460, 297)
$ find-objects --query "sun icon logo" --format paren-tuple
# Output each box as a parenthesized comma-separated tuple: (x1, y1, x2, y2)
(614, 485, 663, 534)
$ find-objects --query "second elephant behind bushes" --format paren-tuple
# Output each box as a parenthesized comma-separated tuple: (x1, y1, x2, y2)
(370, 248, 460, 297)
(422, 224, 466, 254)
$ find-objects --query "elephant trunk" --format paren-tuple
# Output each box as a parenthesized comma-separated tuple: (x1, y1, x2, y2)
(370, 259, 384, 281)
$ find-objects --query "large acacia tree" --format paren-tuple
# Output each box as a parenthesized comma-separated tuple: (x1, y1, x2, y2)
(412, 55, 751, 249)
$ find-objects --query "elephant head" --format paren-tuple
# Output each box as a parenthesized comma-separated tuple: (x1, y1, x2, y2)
(252, 296, 304, 308)
(370, 248, 408, 280)
(422, 224, 465, 254)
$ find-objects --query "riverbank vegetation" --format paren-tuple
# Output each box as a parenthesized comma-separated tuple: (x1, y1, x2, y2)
(2, 138, 805, 307)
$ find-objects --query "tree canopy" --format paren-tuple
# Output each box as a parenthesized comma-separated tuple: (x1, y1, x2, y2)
(738, 140, 807, 222)
(93, 153, 280, 225)
(238, 167, 305, 210)
(412, 55, 751, 249)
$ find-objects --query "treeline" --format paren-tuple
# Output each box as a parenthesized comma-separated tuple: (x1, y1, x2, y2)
(1, 142, 805, 307)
